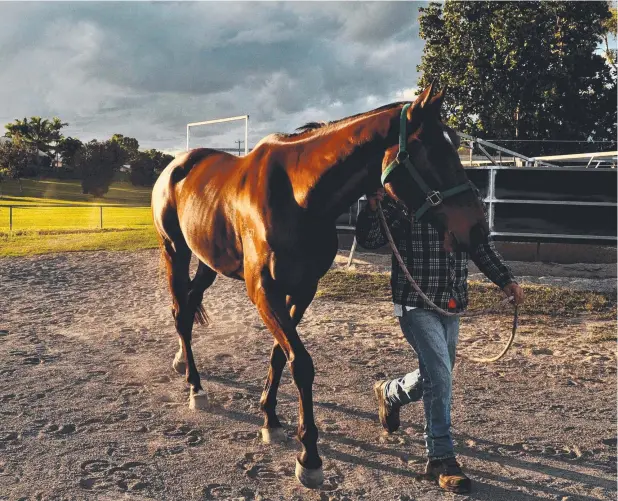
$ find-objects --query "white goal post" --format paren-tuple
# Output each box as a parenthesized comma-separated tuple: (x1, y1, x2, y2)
(186, 115, 249, 155)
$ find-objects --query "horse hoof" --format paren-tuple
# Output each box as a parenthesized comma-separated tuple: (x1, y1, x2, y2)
(189, 389, 209, 410)
(295, 458, 323, 488)
(261, 427, 287, 444)
(172, 356, 186, 375)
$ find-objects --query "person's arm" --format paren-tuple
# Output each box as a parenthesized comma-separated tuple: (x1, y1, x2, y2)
(355, 189, 403, 250)
(470, 238, 515, 290)
(469, 186, 524, 303)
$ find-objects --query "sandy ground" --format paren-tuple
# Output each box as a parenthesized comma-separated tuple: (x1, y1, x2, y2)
(0, 249, 616, 501)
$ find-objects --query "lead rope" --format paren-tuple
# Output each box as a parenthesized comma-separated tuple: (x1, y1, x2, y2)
(376, 201, 518, 363)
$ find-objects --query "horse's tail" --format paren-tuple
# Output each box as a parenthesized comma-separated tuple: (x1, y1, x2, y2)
(194, 303, 209, 326)
(157, 235, 211, 327)
(157, 243, 168, 284)
(152, 150, 217, 327)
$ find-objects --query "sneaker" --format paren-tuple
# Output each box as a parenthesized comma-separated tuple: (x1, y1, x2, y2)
(373, 380, 400, 433)
(425, 456, 472, 493)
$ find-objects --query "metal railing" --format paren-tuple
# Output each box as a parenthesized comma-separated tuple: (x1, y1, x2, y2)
(339, 164, 617, 265)
(467, 166, 616, 243)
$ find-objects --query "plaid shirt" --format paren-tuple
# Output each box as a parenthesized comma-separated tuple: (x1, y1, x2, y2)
(355, 197, 515, 312)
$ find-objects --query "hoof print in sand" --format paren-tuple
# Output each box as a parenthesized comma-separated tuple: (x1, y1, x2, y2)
(84, 370, 108, 381)
(119, 383, 143, 397)
(238, 452, 284, 484)
(154, 445, 185, 457)
(79, 477, 110, 490)
(41, 423, 76, 437)
(319, 464, 345, 493)
(81, 459, 110, 474)
(79, 458, 150, 493)
(203, 483, 233, 499)
(218, 430, 259, 443)
(162, 424, 204, 447)
(136, 410, 155, 420)
(186, 430, 204, 446)
(162, 424, 192, 437)
(103, 412, 129, 424)
(22, 356, 42, 365)
(0, 431, 20, 444)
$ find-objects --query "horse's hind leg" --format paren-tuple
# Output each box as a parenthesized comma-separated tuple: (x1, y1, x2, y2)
(173, 261, 217, 375)
(163, 238, 215, 410)
(260, 285, 317, 444)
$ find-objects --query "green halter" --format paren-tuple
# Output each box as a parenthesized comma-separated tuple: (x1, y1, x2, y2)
(381, 103, 472, 220)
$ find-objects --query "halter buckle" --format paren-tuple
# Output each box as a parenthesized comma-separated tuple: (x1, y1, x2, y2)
(426, 190, 443, 207)
(395, 150, 409, 164)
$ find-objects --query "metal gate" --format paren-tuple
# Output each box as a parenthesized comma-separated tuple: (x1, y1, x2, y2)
(338, 165, 617, 266)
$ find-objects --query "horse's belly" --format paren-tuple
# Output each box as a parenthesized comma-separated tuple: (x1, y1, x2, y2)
(270, 228, 338, 287)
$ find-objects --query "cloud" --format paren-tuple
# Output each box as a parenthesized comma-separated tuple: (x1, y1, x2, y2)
(0, 1, 427, 151)
(396, 87, 420, 100)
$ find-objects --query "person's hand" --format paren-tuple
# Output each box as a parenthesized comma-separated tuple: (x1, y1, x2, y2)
(503, 282, 524, 305)
(367, 188, 385, 212)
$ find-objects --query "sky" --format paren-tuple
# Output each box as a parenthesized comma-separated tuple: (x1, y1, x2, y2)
(0, 1, 426, 154)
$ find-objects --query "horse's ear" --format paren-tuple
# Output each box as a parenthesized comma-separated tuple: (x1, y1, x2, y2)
(430, 86, 447, 110)
(427, 86, 447, 119)
(407, 80, 436, 120)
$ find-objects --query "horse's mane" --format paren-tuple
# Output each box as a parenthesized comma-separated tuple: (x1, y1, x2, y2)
(295, 121, 328, 132)
(251, 101, 408, 149)
(286, 101, 408, 137)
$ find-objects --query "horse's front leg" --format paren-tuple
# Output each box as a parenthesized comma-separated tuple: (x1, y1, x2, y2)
(260, 341, 287, 443)
(252, 279, 323, 488)
(260, 286, 318, 444)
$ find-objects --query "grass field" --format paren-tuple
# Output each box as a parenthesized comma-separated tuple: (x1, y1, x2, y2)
(0, 205, 152, 231)
(0, 178, 157, 256)
(0, 178, 153, 231)
(0, 178, 152, 206)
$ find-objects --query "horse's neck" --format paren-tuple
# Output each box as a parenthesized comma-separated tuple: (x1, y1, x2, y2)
(299, 108, 399, 220)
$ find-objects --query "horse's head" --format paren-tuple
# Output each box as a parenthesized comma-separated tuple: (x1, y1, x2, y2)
(380, 83, 488, 252)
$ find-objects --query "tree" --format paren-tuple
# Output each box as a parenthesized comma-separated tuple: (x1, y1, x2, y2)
(0, 138, 39, 193)
(417, 1, 617, 156)
(128, 149, 174, 186)
(56, 137, 84, 170)
(73, 140, 126, 197)
(110, 134, 139, 160)
(129, 151, 155, 187)
(144, 149, 173, 175)
(5, 116, 67, 156)
(601, 3, 617, 70)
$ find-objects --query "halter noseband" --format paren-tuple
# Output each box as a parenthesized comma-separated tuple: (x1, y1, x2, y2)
(380, 103, 473, 220)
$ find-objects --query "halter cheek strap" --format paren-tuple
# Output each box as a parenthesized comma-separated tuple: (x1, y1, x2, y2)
(381, 103, 473, 219)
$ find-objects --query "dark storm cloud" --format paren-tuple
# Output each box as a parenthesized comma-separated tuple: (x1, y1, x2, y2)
(0, 2, 426, 151)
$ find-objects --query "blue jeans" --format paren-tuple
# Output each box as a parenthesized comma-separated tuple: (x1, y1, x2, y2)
(384, 308, 459, 460)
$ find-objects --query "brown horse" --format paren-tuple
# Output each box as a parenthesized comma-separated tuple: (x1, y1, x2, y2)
(151, 83, 488, 488)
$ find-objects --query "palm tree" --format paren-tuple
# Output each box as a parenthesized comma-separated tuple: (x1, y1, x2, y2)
(5, 116, 67, 156)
